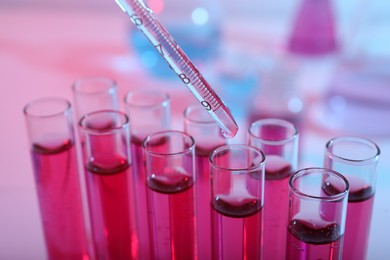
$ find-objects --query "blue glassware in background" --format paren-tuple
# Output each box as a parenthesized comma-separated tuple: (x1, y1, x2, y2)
(128, 0, 222, 79)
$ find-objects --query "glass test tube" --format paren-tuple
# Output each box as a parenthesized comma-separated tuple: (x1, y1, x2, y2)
(23, 97, 89, 259)
(123, 89, 170, 259)
(324, 136, 380, 260)
(209, 144, 265, 260)
(286, 168, 349, 260)
(143, 131, 197, 260)
(72, 76, 121, 258)
(248, 118, 299, 260)
(183, 104, 226, 259)
(79, 110, 137, 260)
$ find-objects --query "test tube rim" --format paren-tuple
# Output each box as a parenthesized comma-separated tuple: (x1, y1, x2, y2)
(79, 109, 129, 135)
(142, 130, 195, 157)
(72, 76, 117, 96)
(325, 136, 381, 165)
(289, 167, 350, 202)
(248, 118, 299, 145)
(183, 103, 216, 125)
(209, 144, 265, 172)
(123, 89, 170, 109)
(23, 96, 71, 119)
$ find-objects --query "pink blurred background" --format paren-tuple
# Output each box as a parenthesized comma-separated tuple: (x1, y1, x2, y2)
(1, 0, 389, 259)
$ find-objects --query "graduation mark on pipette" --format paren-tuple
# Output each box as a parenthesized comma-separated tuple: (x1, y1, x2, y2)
(115, 0, 238, 138)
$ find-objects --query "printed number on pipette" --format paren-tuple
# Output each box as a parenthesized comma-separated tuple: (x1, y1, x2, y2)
(115, 0, 238, 138)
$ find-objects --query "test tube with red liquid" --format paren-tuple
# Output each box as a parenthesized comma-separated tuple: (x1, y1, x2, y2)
(72, 76, 123, 258)
(248, 118, 299, 260)
(286, 168, 349, 260)
(79, 110, 137, 259)
(209, 144, 265, 259)
(124, 89, 171, 259)
(184, 104, 226, 259)
(143, 130, 197, 259)
(24, 97, 90, 259)
(324, 136, 380, 260)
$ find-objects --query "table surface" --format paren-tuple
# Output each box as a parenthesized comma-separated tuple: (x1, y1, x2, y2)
(0, 4, 389, 259)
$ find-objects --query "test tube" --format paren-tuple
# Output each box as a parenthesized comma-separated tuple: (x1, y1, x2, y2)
(123, 89, 170, 259)
(79, 110, 137, 259)
(143, 130, 197, 259)
(183, 104, 226, 259)
(72, 76, 121, 257)
(209, 144, 265, 260)
(286, 168, 349, 260)
(248, 118, 299, 260)
(23, 97, 90, 259)
(324, 136, 380, 260)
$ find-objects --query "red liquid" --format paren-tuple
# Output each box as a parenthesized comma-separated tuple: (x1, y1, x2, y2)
(132, 131, 175, 259)
(195, 146, 222, 259)
(343, 190, 374, 260)
(130, 135, 152, 260)
(286, 219, 343, 259)
(211, 196, 263, 260)
(31, 141, 89, 259)
(343, 177, 374, 260)
(263, 155, 292, 260)
(85, 151, 135, 259)
(323, 176, 374, 260)
(147, 171, 197, 259)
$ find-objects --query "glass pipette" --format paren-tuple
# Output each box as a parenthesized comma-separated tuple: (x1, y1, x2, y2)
(115, 0, 238, 138)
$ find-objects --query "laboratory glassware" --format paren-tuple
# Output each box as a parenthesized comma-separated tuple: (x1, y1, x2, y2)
(288, 0, 338, 56)
(123, 89, 170, 259)
(72, 76, 120, 123)
(129, 0, 221, 79)
(72, 77, 121, 257)
(286, 167, 349, 260)
(248, 118, 299, 260)
(115, 0, 238, 138)
(184, 104, 226, 259)
(79, 110, 137, 259)
(324, 136, 380, 260)
(23, 97, 90, 259)
(209, 144, 265, 260)
(142, 130, 197, 259)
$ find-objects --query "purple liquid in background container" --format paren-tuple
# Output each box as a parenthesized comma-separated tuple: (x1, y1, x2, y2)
(288, 0, 338, 56)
